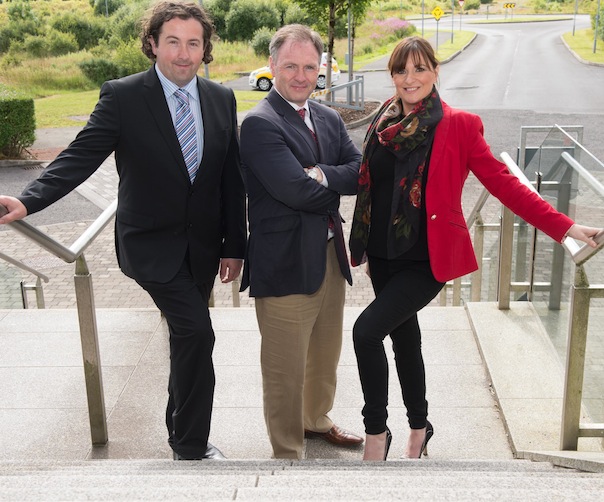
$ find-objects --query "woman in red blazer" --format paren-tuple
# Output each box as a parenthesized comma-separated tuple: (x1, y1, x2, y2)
(348, 36, 600, 461)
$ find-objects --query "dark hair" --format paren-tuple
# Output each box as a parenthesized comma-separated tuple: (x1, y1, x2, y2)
(269, 24, 323, 65)
(388, 36, 439, 76)
(140, 1, 215, 64)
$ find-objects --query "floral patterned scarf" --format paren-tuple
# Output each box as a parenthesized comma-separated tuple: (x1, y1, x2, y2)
(349, 87, 443, 266)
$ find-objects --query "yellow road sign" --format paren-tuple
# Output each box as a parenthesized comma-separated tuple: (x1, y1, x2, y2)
(432, 6, 444, 20)
(503, 3, 516, 8)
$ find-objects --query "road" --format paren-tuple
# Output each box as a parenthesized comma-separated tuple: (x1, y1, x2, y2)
(228, 15, 603, 113)
(436, 15, 604, 113)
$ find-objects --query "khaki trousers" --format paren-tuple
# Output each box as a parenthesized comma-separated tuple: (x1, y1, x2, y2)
(255, 240, 346, 459)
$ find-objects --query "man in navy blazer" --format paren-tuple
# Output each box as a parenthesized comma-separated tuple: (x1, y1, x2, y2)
(239, 24, 363, 459)
(0, 1, 246, 460)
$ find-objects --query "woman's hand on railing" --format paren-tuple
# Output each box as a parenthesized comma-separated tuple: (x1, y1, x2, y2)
(0, 196, 27, 225)
(565, 224, 603, 249)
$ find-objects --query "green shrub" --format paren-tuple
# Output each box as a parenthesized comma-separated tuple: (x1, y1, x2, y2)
(91, 0, 126, 17)
(48, 30, 79, 57)
(225, 0, 280, 42)
(114, 39, 151, 75)
(0, 19, 42, 54)
(51, 13, 108, 50)
(463, 0, 481, 10)
(79, 57, 122, 86)
(0, 27, 14, 53)
(23, 34, 49, 58)
(284, 4, 317, 27)
(250, 27, 274, 58)
(109, 1, 149, 45)
(205, 0, 236, 39)
(0, 84, 35, 159)
(7, 0, 37, 23)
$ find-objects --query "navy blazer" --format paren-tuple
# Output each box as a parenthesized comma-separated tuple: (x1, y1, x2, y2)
(239, 90, 361, 298)
(18, 67, 246, 286)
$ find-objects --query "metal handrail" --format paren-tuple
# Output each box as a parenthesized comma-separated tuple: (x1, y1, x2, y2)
(0, 199, 117, 446)
(2, 199, 117, 263)
(0, 250, 49, 283)
(310, 75, 365, 111)
(499, 150, 604, 451)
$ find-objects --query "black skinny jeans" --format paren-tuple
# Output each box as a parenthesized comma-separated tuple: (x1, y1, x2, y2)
(353, 257, 444, 434)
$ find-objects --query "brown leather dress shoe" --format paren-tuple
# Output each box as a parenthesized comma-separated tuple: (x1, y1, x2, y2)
(304, 424, 364, 446)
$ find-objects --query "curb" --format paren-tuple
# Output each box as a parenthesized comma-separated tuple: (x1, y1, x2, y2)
(345, 99, 382, 130)
(560, 34, 604, 68)
(0, 159, 45, 168)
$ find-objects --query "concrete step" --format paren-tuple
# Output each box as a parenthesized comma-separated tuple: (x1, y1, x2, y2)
(1, 460, 603, 501)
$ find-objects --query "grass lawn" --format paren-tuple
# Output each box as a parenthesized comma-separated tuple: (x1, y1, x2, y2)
(562, 29, 604, 65)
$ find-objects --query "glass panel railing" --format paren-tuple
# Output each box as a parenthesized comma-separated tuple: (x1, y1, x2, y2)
(0, 258, 25, 308)
(516, 126, 604, 428)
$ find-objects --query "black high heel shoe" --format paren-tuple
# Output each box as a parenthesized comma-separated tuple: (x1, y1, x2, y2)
(418, 420, 434, 458)
(383, 427, 393, 461)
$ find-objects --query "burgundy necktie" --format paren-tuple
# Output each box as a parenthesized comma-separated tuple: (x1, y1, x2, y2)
(297, 108, 317, 143)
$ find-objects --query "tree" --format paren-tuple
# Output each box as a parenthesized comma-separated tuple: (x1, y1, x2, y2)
(292, 0, 371, 92)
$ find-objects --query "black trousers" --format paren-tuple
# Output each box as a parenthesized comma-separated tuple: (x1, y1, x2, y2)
(137, 257, 215, 459)
(353, 257, 444, 435)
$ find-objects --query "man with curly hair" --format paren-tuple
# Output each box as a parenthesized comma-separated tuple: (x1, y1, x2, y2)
(0, 1, 246, 461)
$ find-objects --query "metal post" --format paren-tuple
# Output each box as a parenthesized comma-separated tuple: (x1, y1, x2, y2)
(470, 216, 485, 302)
(198, 0, 210, 78)
(527, 173, 542, 302)
(594, 0, 601, 54)
(74, 255, 108, 445)
(572, 0, 579, 36)
(451, 0, 455, 44)
(497, 207, 515, 309)
(560, 266, 590, 450)
(347, 7, 352, 105)
(452, 277, 462, 306)
(421, 0, 425, 36)
(514, 222, 528, 284)
(35, 276, 45, 308)
(549, 172, 573, 310)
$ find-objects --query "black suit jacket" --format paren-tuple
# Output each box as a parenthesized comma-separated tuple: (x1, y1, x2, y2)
(239, 90, 361, 298)
(19, 68, 246, 286)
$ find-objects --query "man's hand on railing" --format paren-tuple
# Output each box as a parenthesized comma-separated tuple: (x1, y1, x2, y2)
(0, 196, 27, 225)
(565, 224, 603, 249)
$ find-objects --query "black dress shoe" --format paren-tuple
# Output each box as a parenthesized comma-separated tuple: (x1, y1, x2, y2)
(173, 442, 227, 460)
(203, 442, 226, 460)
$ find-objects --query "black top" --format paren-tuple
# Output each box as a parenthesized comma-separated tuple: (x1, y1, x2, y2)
(367, 144, 429, 261)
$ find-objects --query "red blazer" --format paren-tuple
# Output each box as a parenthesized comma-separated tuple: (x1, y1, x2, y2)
(425, 101, 573, 283)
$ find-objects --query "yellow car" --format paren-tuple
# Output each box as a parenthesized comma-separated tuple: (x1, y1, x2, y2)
(249, 53, 340, 92)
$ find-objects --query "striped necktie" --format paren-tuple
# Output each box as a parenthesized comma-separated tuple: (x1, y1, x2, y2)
(174, 89, 198, 183)
(297, 108, 317, 143)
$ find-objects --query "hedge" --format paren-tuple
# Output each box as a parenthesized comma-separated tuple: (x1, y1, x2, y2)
(0, 85, 36, 159)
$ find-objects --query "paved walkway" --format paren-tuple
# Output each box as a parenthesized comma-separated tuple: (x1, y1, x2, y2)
(0, 306, 517, 462)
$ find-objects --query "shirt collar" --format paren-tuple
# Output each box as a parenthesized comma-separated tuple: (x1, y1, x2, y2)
(154, 64, 199, 103)
(274, 88, 309, 116)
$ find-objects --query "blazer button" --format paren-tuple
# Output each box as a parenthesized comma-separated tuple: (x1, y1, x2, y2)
(430, 214, 437, 220)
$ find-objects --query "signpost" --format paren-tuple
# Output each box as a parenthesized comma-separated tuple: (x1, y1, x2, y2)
(432, 6, 444, 49)
(504, 3, 516, 21)
(451, 0, 455, 43)
(458, 0, 464, 31)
